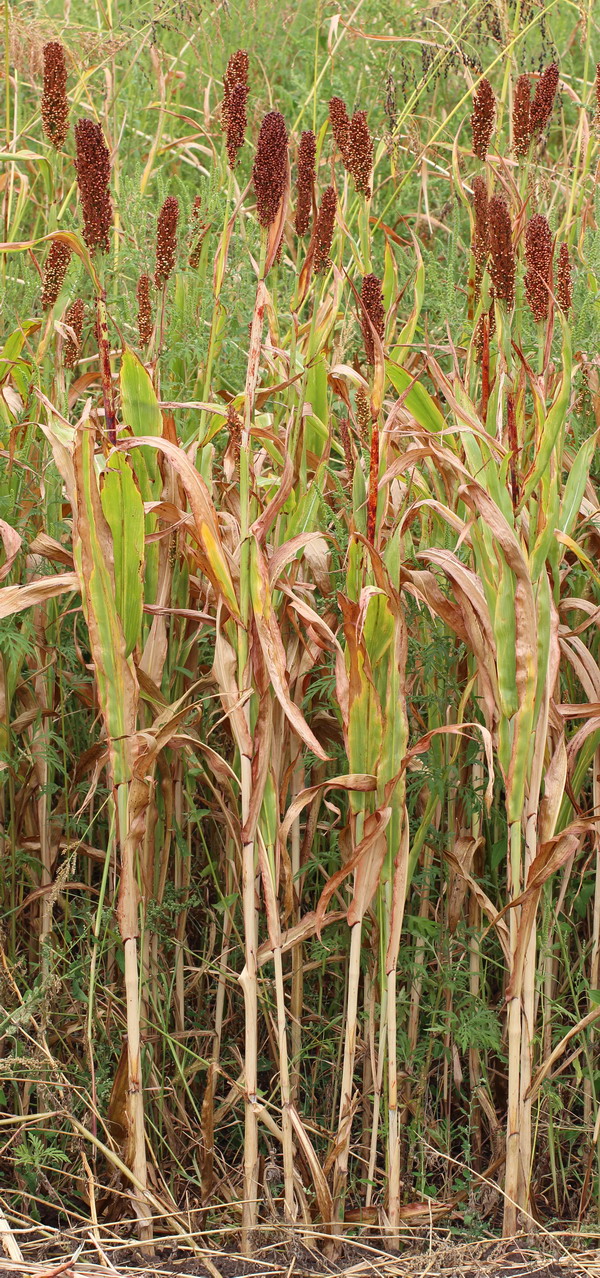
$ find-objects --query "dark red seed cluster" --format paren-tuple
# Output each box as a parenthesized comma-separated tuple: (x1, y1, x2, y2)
(295, 130, 316, 237)
(74, 119, 113, 253)
(155, 196, 179, 287)
(329, 97, 351, 164)
(188, 195, 209, 268)
(472, 176, 489, 289)
(41, 240, 72, 309)
(63, 297, 85, 369)
(524, 214, 553, 323)
(222, 49, 249, 168)
(471, 78, 495, 159)
(360, 273, 385, 364)
(137, 273, 153, 345)
(253, 110, 288, 228)
(557, 242, 572, 313)
(530, 62, 559, 134)
(41, 42, 69, 150)
(488, 195, 515, 308)
(512, 75, 532, 156)
(313, 186, 337, 275)
(347, 111, 373, 197)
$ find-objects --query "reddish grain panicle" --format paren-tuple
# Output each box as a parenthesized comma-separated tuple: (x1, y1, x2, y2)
(155, 196, 179, 288)
(488, 195, 515, 308)
(74, 118, 113, 253)
(41, 41, 69, 150)
(136, 273, 153, 346)
(530, 62, 559, 134)
(222, 50, 249, 168)
(329, 96, 351, 163)
(313, 186, 337, 275)
(41, 240, 72, 309)
(557, 242, 572, 313)
(253, 110, 288, 228)
(471, 78, 495, 160)
(524, 213, 553, 323)
(512, 75, 532, 156)
(63, 298, 85, 369)
(347, 110, 373, 197)
(360, 273, 385, 365)
(472, 175, 489, 289)
(295, 130, 316, 237)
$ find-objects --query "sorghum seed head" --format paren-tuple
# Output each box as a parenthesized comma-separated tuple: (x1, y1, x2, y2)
(347, 110, 373, 197)
(74, 118, 113, 253)
(530, 62, 559, 134)
(355, 385, 370, 448)
(557, 242, 572, 313)
(188, 195, 209, 268)
(471, 78, 495, 160)
(488, 195, 515, 308)
(41, 41, 69, 150)
(41, 240, 71, 309)
(136, 273, 153, 346)
(252, 110, 288, 228)
(313, 185, 337, 275)
(524, 213, 553, 323)
(227, 402, 242, 452)
(360, 273, 385, 364)
(63, 297, 85, 369)
(155, 195, 179, 288)
(512, 75, 532, 156)
(329, 96, 351, 163)
(295, 130, 316, 238)
(472, 175, 489, 287)
(222, 51, 249, 168)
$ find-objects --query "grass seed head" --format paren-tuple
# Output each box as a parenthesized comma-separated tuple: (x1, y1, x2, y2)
(557, 242, 572, 313)
(41, 41, 69, 150)
(329, 96, 351, 163)
(63, 297, 85, 368)
(253, 110, 288, 228)
(360, 273, 385, 364)
(472, 175, 489, 288)
(530, 62, 559, 134)
(295, 130, 316, 237)
(74, 118, 113, 253)
(524, 213, 553, 323)
(471, 77, 495, 159)
(41, 240, 71, 309)
(488, 195, 515, 308)
(155, 195, 179, 288)
(348, 110, 373, 197)
(222, 51, 249, 168)
(512, 75, 532, 156)
(136, 273, 153, 345)
(314, 186, 337, 274)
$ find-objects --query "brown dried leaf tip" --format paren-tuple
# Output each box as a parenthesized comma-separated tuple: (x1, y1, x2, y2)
(41, 240, 71, 309)
(557, 243, 572, 313)
(472, 175, 489, 291)
(222, 49, 249, 168)
(512, 75, 532, 156)
(347, 111, 373, 197)
(295, 130, 316, 238)
(42, 42, 69, 150)
(360, 273, 385, 365)
(137, 273, 153, 346)
(155, 196, 179, 288)
(329, 97, 351, 164)
(524, 214, 553, 323)
(253, 110, 288, 228)
(530, 62, 559, 135)
(314, 186, 337, 275)
(63, 298, 85, 369)
(471, 78, 495, 160)
(74, 119, 113, 254)
(488, 195, 515, 309)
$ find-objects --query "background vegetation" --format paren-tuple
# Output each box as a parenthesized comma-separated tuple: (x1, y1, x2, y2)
(1, 0, 600, 1255)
